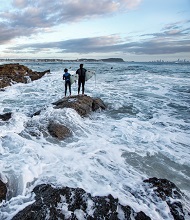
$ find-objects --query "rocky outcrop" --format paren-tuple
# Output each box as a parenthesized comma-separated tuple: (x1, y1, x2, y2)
(12, 184, 151, 220)
(52, 95, 106, 117)
(0, 180, 7, 203)
(0, 63, 50, 89)
(11, 177, 189, 220)
(144, 177, 186, 220)
(1, 176, 188, 219)
(101, 58, 124, 62)
(47, 122, 71, 140)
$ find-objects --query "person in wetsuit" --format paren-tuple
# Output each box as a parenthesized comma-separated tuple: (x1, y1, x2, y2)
(76, 63, 87, 95)
(63, 68, 71, 96)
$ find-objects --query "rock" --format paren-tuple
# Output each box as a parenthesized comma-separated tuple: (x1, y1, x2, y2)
(0, 112, 12, 121)
(92, 97, 106, 111)
(30, 95, 106, 140)
(12, 184, 151, 220)
(144, 177, 186, 220)
(32, 110, 41, 116)
(47, 122, 71, 139)
(52, 95, 106, 117)
(0, 63, 50, 89)
(0, 180, 7, 203)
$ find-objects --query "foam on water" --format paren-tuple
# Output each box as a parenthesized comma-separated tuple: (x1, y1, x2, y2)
(0, 62, 190, 219)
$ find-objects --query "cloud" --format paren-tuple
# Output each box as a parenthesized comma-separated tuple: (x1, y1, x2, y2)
(7, 35, 123, 53)
(1, 2, 189, 57)
(141, 20, 190, 39)
(0, 22, 39, 44)
(125, 39, 190, 55)
(119, 0, 142, 9)
(7, 31, 190, 56)
(0, 0, 142, 44)
(12, 0, 29, 8)
(5, 19, 190, 56)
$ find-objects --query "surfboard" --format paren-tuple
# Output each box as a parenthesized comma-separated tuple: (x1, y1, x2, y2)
(85, 70, 95, 81)
(70, 72, 78, 85)
(69, 70, 95, 85)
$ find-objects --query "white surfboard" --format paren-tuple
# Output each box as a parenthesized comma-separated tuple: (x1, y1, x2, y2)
(70, 72, 78, 84)
(69, 70, 95, 85)
(85, 70, 95, 81)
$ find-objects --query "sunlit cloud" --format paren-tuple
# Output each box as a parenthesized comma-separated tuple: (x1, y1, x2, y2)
(7, 28, 190, 56)
(0, 0, 142, 44)
(0, 0, 189, 60)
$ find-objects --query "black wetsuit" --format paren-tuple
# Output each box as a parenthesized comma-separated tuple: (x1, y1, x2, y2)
(76, 67, 86, 94)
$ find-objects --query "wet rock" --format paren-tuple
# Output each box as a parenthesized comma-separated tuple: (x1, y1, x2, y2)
(0, 63, 50, 89)
(0, 180, 7, 203)
(0, 112, 12, 121)
(30, 95, 106, 140)
(144, 177, 186, 220)
(92, 97, 106, 111)
(12, 184, 151, 220)
(53, 95, 106, 117)
(32, 110, 41, 116)
(47, 122, 71, 139)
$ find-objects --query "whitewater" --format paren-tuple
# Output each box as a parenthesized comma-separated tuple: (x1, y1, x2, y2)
(0, 61, 190, 219)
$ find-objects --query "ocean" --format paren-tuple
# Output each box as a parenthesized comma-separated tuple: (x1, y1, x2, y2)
(0, 61, 190, 219)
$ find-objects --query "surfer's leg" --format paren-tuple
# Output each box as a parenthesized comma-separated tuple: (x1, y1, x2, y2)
(65, 82, 68, 96)
(69, 81, 71, 95)
(82, 79, 85, 94)
(78, 79, 81, 94)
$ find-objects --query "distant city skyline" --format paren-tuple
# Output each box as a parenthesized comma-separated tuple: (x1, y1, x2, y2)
(0, 0, 190, 62)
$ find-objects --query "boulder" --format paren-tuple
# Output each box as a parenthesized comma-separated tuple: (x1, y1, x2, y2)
(52, 95, 106, 117)
(0, 63, 50, 89)
(0, 112, 12, 121)
(47, 122, 71, 139)
(12, 184, 151, 220)
(0, 180, 7, 203)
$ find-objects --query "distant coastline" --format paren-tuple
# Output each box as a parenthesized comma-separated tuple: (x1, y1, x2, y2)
(0, 58, 125, 63)
(0, 58, 189, 64)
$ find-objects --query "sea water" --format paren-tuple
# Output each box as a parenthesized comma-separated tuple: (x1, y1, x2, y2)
(0, 61, 190, 219)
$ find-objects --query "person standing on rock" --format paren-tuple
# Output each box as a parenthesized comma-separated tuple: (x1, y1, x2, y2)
(63, 68, 71, 96)
(76, 63, 87, 95)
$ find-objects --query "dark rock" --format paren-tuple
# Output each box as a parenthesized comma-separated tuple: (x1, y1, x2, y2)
(47, 122, 71, 139)
(92, 97, 106, 111)
(28, 69, 50, 81)
(53, 95, 106, 117)
(32, 110, 41, 116)
(135, 211, 152, 220)
(0, 63, 50, 88)
(0, 112, 12, 121)
(0, 180, 7, 203)
(12, 184, 151, 220)
(144, 177, 185, 220)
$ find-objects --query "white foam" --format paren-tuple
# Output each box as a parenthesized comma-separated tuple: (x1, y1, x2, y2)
(0, 62, 189, 219)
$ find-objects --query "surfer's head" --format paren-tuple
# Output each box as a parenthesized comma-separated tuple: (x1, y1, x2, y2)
(64, 68, 68, 72)
(80, 64, 83, 68)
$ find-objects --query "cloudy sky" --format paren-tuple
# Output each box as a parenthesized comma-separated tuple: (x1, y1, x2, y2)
(0, 0, 190, 61)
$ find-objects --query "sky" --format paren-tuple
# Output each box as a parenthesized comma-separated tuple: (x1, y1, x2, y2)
(0, 0, 190, 62)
